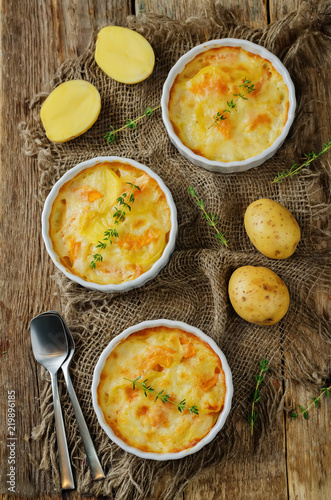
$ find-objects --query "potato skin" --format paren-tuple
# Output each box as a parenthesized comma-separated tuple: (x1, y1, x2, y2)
(244, 199, 301, 259)
(228, 266, 290, 325)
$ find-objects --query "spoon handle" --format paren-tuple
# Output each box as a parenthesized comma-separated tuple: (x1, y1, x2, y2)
(50, 372, 75, 489)
(62, 367, 105, 481)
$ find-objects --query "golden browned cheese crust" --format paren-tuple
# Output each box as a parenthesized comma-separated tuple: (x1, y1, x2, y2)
(49, 162, 171, 285)
(169, 46, 290, 162)
(97, 327, 227, 453)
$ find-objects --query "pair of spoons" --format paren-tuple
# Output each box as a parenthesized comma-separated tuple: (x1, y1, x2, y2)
(30, 311, 104, 489)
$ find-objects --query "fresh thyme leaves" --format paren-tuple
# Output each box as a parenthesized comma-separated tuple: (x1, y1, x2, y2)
(104, 105, 161, 144)
(209, 78, 256, 129)
(188, 186, 229, 247)
(125, 376, 199, 415)
(248, 359, 269, 436)
(272, 138, 331, 183)
(104, 125, 117, 144)
(289, 385, 331, 420)
(89, 182, 140, 269)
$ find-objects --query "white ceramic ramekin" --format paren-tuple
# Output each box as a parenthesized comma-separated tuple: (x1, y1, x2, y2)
(92, 319, 233, 460)
(42, 157, 178, 292)
(161, 38, 296, 174)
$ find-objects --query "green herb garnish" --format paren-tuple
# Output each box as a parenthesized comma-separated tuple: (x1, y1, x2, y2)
(272, 138, 331, 183)
(248, 359, 269, 436)
(125, 376, 199, 415)
(188, 186, 229, 247)
(290, 385, 331, 420)
(209, 78, 256, 129)
(104, 105, 161, 144)
(89, 182, 140, 269)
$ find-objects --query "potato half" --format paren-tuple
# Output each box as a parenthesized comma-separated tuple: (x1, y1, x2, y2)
(40, 80, 101, 143)
(95, 26, 155, 84)
(228, 266, 290, 325)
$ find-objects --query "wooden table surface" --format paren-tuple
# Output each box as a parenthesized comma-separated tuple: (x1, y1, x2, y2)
(0, 1, 330, 499)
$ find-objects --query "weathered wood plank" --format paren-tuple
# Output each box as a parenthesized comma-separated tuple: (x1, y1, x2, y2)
(49, 0, 132, 63)
(285, 380, 331, 499)
(269, 0, 321, 23)
(185, 420, 287, 500)
(136, 0, 268, 27)
(0, 0, 63, 492)
(0, 0, 133, 496)
(136, 0, 207, 20)
(218, 0, 268, 27)
(268, 1, 331, 498)
(1, 496, 60, 500)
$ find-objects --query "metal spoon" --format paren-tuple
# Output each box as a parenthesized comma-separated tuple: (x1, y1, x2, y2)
(30, 314, 75, 490)
(38, 311, 105, 481)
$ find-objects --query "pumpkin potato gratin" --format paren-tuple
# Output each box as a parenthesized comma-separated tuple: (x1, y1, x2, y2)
(97, 326, 227, 453)
(168, 46, 289, 162)
(49, 162, 171, 285)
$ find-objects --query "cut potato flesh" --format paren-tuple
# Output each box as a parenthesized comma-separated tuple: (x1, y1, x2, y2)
(40, 80, 101, 143)
(95, 26, 155, 84)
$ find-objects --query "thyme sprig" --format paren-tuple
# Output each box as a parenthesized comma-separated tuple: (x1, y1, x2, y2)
(188, 186, 229, 247)
(290, 385, 331, 420)
(248, 359, 269, 436)
(104, 105, 161, 144)
(89, 182, 140, 269)
(272, 138, 331, 183)
(125, 376, 199, 415)
(209, 78, 256, 129)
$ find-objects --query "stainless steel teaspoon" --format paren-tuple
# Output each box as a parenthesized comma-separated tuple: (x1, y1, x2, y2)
(38, 311, 105, 481)
(30, 314, 75, 490)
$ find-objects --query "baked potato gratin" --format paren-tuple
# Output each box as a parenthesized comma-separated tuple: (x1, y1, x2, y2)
(97, 326, 226, 453)
(168, 46, 290, 162)
(49, 162, 171, 285)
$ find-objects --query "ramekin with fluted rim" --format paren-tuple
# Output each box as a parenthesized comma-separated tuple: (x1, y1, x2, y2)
(161, 38, 296, 174)
(91, 319, 233, 460)
(41, 156, 178, 293)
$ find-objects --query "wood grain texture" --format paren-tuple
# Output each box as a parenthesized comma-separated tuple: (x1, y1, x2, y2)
(135, 0, 207, 19)
(286, 381, 331, 500)
(0, 0, 133, 496)
(269, 0, 321, 23)
(218, 0, 268, 27)
(185, 421, 287, 500)
(136, 0, 268, 27)
(0, 1, 330, 499)
(0, 0, 62, 493)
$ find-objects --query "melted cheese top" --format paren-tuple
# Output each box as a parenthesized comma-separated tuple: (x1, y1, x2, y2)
(169, 46, 290, 162)
(97, 327, 226, 453)
(49, 162, 171, 285)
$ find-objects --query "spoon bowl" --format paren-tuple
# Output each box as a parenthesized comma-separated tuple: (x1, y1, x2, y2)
(31, 314, 68, 373)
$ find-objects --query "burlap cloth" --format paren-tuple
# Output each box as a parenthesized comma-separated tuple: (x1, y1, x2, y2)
(20, 1, 331, 498)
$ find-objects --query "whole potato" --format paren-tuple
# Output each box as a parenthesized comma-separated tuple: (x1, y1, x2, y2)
(228, 266, 290, 325)
(244, 199, 301, 259)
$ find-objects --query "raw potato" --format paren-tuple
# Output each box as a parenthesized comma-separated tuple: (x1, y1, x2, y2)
(228, 266, 290, 325)
(40, 80, 101, 143)
(244, 199, 301, 259)
(95, 26, 155, 84)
